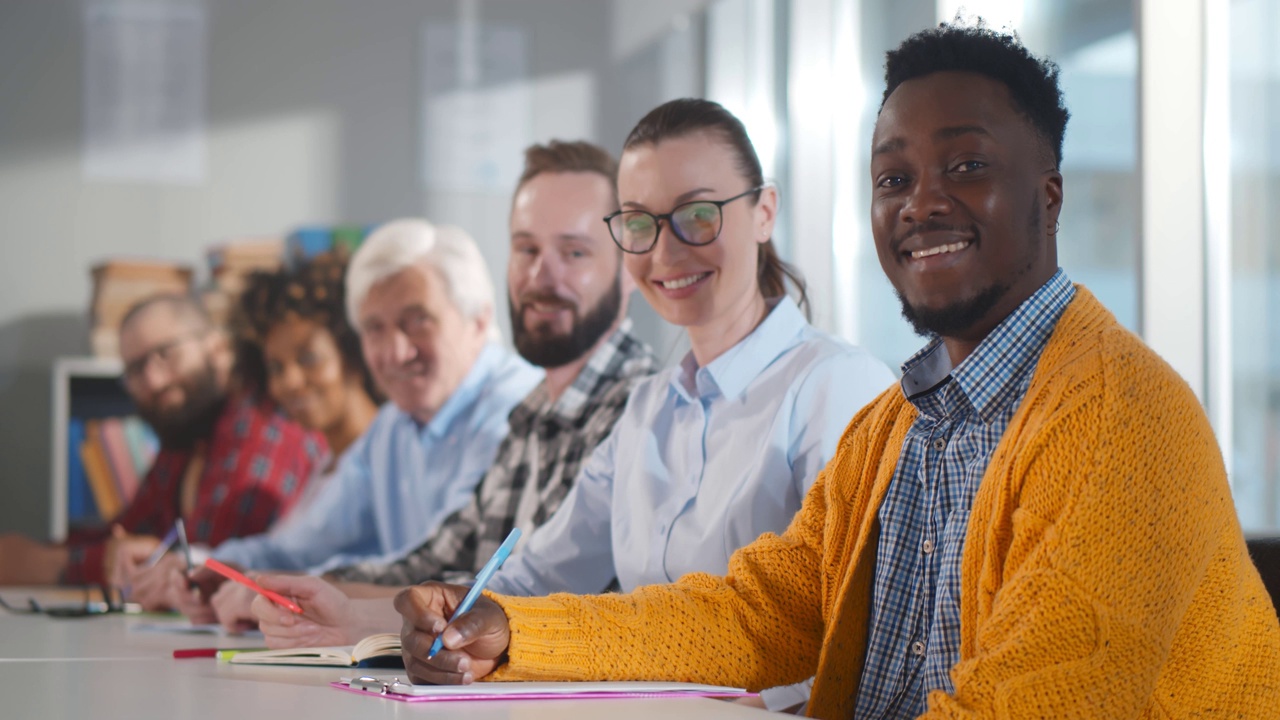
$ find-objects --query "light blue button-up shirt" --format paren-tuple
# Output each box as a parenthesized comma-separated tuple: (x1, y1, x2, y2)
(487, 297, 896, 596)
(213, 343, 542, 573)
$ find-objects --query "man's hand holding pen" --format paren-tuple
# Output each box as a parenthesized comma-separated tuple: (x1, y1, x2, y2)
(395, 582, 511, 685)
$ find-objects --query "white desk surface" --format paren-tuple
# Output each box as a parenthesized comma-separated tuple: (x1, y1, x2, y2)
(0, 589, 776, 720)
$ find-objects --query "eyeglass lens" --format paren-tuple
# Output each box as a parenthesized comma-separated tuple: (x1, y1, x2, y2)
(123, 335, 195, 384)
(609, 201, 725, 252)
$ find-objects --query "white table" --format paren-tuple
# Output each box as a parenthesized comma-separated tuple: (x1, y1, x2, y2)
(0, 590, 775, 720)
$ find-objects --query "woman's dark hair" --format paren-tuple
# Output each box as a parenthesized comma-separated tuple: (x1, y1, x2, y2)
(623, 98, 809, 315)
(233, 254, 380, 405)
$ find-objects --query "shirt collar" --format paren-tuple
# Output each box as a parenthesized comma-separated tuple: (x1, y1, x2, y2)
(899, 269, 1075, 423)
(414, 342, 505, 439)
(671, 296, 807, 402)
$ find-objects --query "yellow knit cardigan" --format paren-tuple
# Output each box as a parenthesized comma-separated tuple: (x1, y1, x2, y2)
(490, 287, 1280, 718)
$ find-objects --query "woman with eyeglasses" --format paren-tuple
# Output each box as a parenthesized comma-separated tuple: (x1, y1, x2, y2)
(252, 98, 893, 711)
(478, 98, 894, 597)
(119, 255, 381, 614)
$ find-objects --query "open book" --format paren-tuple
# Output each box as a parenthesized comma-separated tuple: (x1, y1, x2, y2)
(229, 633, 402, 668)
(331, 678, 755, 703)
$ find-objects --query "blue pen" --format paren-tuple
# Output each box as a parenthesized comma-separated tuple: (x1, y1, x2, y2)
(122, 525, 180, 601)
(426, 527, 521, 660)
(174, 517, 199, 591)
(175, 518, 193, 572)
(142, 526, 180, 569)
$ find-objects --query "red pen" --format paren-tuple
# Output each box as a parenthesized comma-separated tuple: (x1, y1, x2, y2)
(172, 648, 258, 660)
(203, 558, 303, 614)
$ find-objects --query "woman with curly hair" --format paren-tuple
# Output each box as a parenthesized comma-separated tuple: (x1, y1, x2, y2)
(185, 256, 384, 626)
(234, 254, 380, 461)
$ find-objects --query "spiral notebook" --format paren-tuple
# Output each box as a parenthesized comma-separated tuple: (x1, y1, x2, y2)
(330, 676, 755, 703)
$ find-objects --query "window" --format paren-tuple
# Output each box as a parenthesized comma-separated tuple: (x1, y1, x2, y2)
(834, 0, 1138, 370)
(1224, 0, 1280, 531)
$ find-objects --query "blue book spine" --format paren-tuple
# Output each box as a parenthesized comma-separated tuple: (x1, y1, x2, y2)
(66, 418, 99, 524)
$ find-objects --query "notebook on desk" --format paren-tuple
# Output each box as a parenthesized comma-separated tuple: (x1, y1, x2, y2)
(228, 632, 402, 668)
(330, 676, 755, 702)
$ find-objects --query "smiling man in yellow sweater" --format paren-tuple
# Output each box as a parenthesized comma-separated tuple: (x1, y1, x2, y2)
(390, 22, 1280, 719)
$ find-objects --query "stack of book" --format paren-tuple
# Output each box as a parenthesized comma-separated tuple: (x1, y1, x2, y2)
(203, 237, 286, 328)
(68, 415, 158, 526)
(89, 261, 195, 358)
(207, 237, 285, 295)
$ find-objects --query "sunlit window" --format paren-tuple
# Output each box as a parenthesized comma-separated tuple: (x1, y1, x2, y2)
(836, 0, 1138, 371)
(1226, 0, 1280, 531)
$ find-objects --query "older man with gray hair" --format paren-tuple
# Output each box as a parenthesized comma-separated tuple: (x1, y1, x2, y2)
(141, 219, 540, 615)
(217, 218, 540, 569)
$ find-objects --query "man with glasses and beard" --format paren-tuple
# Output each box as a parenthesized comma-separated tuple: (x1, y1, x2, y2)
(185, 141, 657, 635)
(0, 295, 324, 587)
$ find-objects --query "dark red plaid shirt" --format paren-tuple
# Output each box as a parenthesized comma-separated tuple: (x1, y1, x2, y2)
(63, 393, 326, 585)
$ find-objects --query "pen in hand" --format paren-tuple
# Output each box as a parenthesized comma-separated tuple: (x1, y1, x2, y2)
(427, 527, 521, 660)
(175, 518, 194, 574)
(173, 517, 201, 592)
(142, 526, 180, 569)
(203, 558, 303, 614)
(116, 524, 177, 601)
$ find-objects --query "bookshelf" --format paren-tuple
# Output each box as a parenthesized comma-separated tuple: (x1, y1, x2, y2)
(49, 356, 135, 542)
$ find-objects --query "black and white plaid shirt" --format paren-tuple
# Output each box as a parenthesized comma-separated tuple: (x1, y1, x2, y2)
(327, 320, 657, 586)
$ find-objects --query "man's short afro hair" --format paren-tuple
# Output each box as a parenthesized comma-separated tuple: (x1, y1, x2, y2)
(881, 20, 1070, 168)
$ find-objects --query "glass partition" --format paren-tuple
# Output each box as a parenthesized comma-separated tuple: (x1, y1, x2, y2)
(1225, 0, 1280, 531)
(837, 0, 1139, 370)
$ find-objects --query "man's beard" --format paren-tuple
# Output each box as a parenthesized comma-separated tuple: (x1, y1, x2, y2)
(136, 361, 228, 450)
(510, 273, 622, 369)
(896, 282, 1010, 338)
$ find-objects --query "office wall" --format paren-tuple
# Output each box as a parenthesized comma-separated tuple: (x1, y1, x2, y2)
(0, 0, 708, 538)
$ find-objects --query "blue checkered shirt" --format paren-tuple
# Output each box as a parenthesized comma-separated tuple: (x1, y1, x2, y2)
(852, 270, 1075, 719)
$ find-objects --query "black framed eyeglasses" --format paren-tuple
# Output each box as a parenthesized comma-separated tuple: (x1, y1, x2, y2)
(0, 585, 129, 618)
(603, 184, 767, 254)
(120, 333, 204, 390)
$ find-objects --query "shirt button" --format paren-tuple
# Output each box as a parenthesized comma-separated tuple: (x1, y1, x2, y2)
(911, 641, 926, 656)
(932, 437, 946, 452)
(922, 538, 935, 554)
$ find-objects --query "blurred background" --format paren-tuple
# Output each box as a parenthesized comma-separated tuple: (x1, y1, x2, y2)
(0, 0, 1276, 538)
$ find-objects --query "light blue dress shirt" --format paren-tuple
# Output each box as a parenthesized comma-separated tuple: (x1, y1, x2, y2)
(487, 297, 895, 594)
(213, 343, 542, 574)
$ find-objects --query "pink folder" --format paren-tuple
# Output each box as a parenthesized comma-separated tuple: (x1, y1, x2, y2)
(329, 679, 756, 703)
